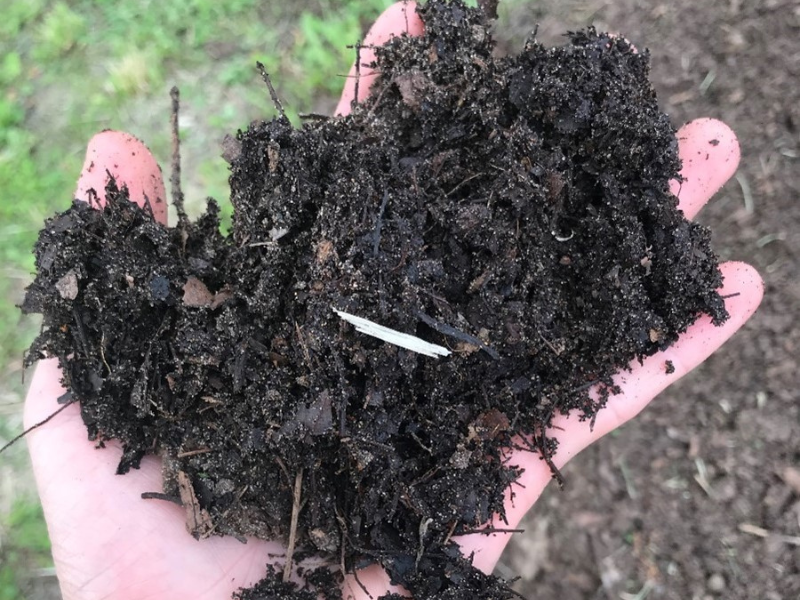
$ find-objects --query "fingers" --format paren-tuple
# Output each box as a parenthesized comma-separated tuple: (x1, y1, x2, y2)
(25, 131, 166, 430)
(23, 130, 166, 571)
(670, 118, 740, 220)
(456, 261, 763, 573)
(550, 261, 763, 463)
(335, 1, 424, 116)
(22, 133, 276, 596)
(25, 358, 273, 599)
(75, 130, 168, 225)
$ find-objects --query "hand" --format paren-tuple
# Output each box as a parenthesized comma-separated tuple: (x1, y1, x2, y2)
(23, 2, 762, 599)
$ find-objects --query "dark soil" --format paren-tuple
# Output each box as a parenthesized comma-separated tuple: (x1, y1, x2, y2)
(494, 1, 799, 599)
(20, 1, 732, 598)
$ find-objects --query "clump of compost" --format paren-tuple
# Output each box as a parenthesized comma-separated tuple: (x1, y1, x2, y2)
(21, 1, 728, 598)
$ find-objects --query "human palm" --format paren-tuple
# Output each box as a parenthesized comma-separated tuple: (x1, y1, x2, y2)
(24, 3, 762, 599)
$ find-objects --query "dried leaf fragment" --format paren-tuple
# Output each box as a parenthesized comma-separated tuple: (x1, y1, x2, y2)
(183, 276, 213, 307)
(177, 470, 214, 539)
(55, 270, 79, 300)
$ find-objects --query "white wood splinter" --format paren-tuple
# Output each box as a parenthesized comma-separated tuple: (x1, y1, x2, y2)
(333, 308, 452, 358)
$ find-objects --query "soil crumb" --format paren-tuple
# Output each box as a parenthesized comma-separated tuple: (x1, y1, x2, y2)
(22, 1, 728, 598)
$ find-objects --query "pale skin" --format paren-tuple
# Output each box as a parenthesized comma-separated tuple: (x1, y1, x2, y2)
(24, 2, 763, 599)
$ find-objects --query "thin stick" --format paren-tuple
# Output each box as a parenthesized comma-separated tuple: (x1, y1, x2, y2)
(169, 87, 189, 230)
(414, 310, 500, 360)
(256, 62, 287, 121)
(141, 491, 182, 505)
(0, 400, 77, 456)
(142, 192, 155, 220)
(176, 448, 213, 459)
(460, 527, 525, 535)
(528, 426, 565, 488)
(298, 113, 330, 121)
(372, 190, 389, 257)
(283, 468, 304, 582)
(352, 40, 362, 111)
(738, 523, 800, 546)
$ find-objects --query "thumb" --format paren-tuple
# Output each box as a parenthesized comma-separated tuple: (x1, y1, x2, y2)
(25, 130, 166, 429)
(335, 1, 424, 116)
(74, 130, 168, 225)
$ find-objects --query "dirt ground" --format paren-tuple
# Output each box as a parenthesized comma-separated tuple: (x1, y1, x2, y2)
(493, 1, 799, 599)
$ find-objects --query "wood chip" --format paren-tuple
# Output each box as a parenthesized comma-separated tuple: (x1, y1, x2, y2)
(177, 470, 214, 539)
(182, 276, 213, 307)
(221, 134, 242, 163)
(738, 522, 800, 546)
(315, 239, 335, 263)
(395, 71, 428, 110)
(55, 270, 79, 300)
(779, 466, 800, 495)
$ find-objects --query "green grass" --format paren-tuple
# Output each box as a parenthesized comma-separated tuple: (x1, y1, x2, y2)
(0, 499, 51, 599)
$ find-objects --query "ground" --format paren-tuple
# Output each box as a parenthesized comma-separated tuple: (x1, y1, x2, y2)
(1, 0, 797, 599)
(496, 1, 799, 599)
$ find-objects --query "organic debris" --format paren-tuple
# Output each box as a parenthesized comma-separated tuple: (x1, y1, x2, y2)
(21, 1, 727, 598)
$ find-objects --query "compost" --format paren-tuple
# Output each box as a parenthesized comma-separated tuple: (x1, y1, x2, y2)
(22, 1, 728, 598)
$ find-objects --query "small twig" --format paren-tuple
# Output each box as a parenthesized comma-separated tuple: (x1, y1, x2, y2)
(0, 399, 77, 456)
(56, 390, 74, 405)
(445, 172, 485, 197)
(273, 456, 292, 485)
(416, 517, 433, 566)
(415, 310, 500, 359)
(283, 468, 304, 582)
(71, 306, 91, 358)
(538, 331, 562, 356)
(460, 527, 526, 535)
(169, 87, 189, 232)
(141, 491, 182, 505)
(738, 523, 800, 546)
(349, 40, 362, 111)
(294, 322, 312, 366)
(297, 113, 330, 121)
(617, 457, 638, 500)
(85, 186, 99, 209)
(410, 430, 433, 455)
(735, 172, 754, 214)
(257, 62, 287, 122)
(176, 448, 213, 459)
(99, 332, 111, 374)
(142, 192, 155, 220)
(443, 520, 458, 545)
(372, 190, 389, 257)
(533, 428, 565, 488)
(693, 457, 716, 499)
